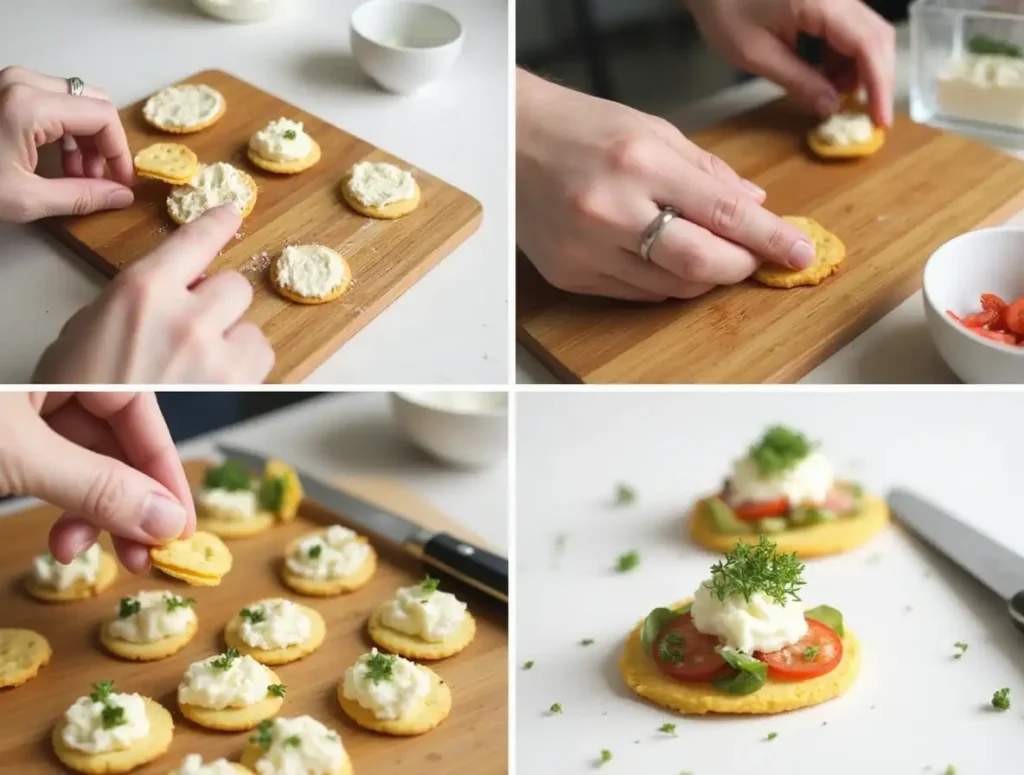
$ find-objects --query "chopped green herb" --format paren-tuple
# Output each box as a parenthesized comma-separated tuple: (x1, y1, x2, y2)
(101, 704, 127, 730)
(204, 547, 214, 560)
(522, 661, 534, 670)
(765, 731, 778, 741)
(267, 684, 287, 698)
(659, 722, 677, 736)
(706, 536, 805, 604)
(992, 687, 1011, 710)
(944, 766, 956, 775)
(748, 426, 812, 476)
(365, 652, 395, 684)
(968, 34, 1023, 58)
(549, 702, 563, 714)
(240, 607, 266, 624)
(614, 483, 636, 505)
(165, 595, 195, 613)
(598, 749, 613, 766)
(284, 735, 301, 747)
(803, 645, 821, 661)
(308, 544, 323, 559)
(640, 604, 691, 654)
(714, 647, 768, 696)
(118, 597, 141, 619)
(616, 549, 641, 572)
(954, 641, 968, 659)
(89, 680, 115, 703)
(421, 575, 440, 594)
(251, 719, 274, 749)
(204, 460, 252, 491)
(283, 129, 298, 141)
(580, 638, 595, 646)
(658, 632, 685, 665)
(211, 648, 240, 671)
(260, 476, 286, 512)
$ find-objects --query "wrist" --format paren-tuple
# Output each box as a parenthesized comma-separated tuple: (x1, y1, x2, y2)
(516, 69, 559, 161)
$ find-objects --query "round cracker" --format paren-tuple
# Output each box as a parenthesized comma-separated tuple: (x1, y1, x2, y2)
(367, 605, 475, 661)
(0, 628, 52, 688)
(25, 550, 118, 603)
(337, 666, 451, 736)
(179, 667, 284, 732)
(157, 567, 223, 587)
(166, 167, 258, 226)
(247, 139, 321, 175)
(280, 532, 377, 597)
(150, 531, 233, 581)
(688, 493, 890, 559)
(53, 696, 174, 774)
(223, 604, 326, 666)
(752, 215, 846, 288)
(166, 763, 252, 775)
(807, 124, 886, 160)
(620, 599, 860, 715)
(263, 460, 303, 521)
(196, 511, 275, 539)
(134, 143, 199, 184)
(240, 741, 352, 775)
(341, 176, 421, 219)
(270, 248, 352, 305)
(100, 615, 198, 662)
(143, 89, 227, 134)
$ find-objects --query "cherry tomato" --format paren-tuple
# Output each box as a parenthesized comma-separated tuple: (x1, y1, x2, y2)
(755, 619, 843, 680)
(1004, 297, 1024, 335)
(961, 310, 999, 328)
(652, 613, 731, 682)
(732, 497, 789, 520)
(981, 293, 1007, 313)
(973, 328, 1017, 346)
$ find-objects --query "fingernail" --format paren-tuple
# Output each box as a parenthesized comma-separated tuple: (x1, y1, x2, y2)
(108, 188, 134, 209)
(62, 135, 78, 152)
(742, 179, 765, 197)
(815, 93, 841, 117)
(790, 240, 816, 270)
(140, 494, 186, 541)
(223, 200, 242, 216)
(68, 533, 94, 557)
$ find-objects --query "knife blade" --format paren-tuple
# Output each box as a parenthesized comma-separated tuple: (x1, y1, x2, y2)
(215, 444, 508, 603)
(889, 488, 1024, 627)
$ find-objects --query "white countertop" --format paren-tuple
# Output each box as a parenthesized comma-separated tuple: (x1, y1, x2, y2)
(516, 25, 1024, 384)
(0, 0, 508, 385)
(516, 391, 1024, 773)
(0, 391, 509, 551)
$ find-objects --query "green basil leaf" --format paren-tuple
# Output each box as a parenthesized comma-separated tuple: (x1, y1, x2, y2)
(639, 603, 691, 653)
(260, 476, 286, 512)
(805, 605, 844, 636)
(713, 646, 767, 695)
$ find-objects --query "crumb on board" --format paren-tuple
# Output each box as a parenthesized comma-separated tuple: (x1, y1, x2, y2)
(240, 250, 272, 279)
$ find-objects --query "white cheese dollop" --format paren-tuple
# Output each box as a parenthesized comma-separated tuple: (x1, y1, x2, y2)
(32, 543, 101, 590)
(250, 117, 313, 162)
(275, 245, 347, 298)
(729, 449, 834, 506)
(690, 582, 808, 654)
(252, 716, 345, 775)
(173, 754, 237, 775)
(143, 84, 223, 128)
(286, 525, 370, 580)
(61, 692, 150, 754)
(239, 598, 312, 650)
(342, 649, 431, 720)
(379, 583, 467, 642)
(815, 112, 874, 146)
(178, 653, 271, 709)
(107, 590, 196, 643)
(348, 161, 415, 207)
(197, 486, 258, 520)
(167, 162, 255, 224)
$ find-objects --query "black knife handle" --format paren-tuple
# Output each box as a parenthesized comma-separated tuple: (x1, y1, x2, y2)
(423, 533, 508, 601)
(1009, 591, 1024, 632)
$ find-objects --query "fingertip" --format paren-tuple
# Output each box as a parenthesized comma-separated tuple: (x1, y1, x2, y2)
(112, 536, 152, 576)
(48, 515, 100, 564)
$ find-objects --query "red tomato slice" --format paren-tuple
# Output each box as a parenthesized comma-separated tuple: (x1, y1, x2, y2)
(755, 618, 843, 680)
(981, 293, 1007, 313)
(732, 497, 789, 520)
(973, 328, 1017, 346)
(652, 613, 732, 682)
(961, 309, 999, 328)
(1004, 297, 1024, 335)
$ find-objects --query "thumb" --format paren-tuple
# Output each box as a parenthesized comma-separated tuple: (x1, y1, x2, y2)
(29, 177, 134, 218)
(134, 202, 243, 287)
(745, 33, 841, 118)
(17, 425, 187, 547)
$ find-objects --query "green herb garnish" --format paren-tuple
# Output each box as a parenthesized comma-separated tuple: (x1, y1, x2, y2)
(944, 766, 957, 775)
(365, 652, 395, 684)
(580, 638, 594, 646)
(968, 34, 1023, 58)
(204, 460, 252, 491)
(550, 702, 563, 714)
(251, 719, 274, 749)
(118, 597, 141, 618)
(165, 595, 195, 612)
(954, 641, 968, 659)
(284, 735, 301, 747)
(260, 476, 286, 512)
(240, 607, 266, 624)
(992, 687, 1011, 710)
(765, 731, 778, 741)
(522, 661, 534, 670)
(748, 426, 812, 476)
(211, 648, 240, 671)
(614, 483, 636, 505)
(421, 575, 440, 594)
(616, 549, 640, 572)
(101, 704, 127, 730)
(283, 129, 298, 140)
(89, 680, 115, 703)
(308, 544, 323, 559)
(705, 536, 805, 604)
(713, 647, 768, 695)
(640, 603, 691, 654)
(803, 645, 821, 661)
(805, 604, 844, 636)
(598, 749, 612, 766)
(659, 722, 677, 736)
(658, 632, 685, 665)
(267, 684, 287, 698)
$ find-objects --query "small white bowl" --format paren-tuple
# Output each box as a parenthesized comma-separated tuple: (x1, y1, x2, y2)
(923, 226, 1024, 383)
(192, 0, 282, 22)
(390, 392, 507, 469)
(350, 1, 464, 94)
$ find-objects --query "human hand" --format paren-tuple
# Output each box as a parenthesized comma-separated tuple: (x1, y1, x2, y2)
(33, 203, 275, 384)
(688, 0, 896, 127)
(0, 392, 194, 574)
(516, 71, 815, 301)
(0, 66, 135, 222)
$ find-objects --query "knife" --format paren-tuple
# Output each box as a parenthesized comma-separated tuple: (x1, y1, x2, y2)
(215, 444, 508, 603)
(889, 488, 1024, 629)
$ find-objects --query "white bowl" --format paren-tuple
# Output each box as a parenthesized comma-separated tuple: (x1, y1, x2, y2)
(390, 392, 507, 469)
(350, 1, 464, 94)
(923, 226, 1024, 383)
(192, 0, 282, 22)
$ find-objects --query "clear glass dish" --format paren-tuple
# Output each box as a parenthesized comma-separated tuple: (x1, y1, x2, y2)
(910, 0, 1024, 147)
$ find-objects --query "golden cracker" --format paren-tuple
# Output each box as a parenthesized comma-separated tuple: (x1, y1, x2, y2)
(180, 667, 284, 732)
(337, 666, 451, 736)
(247, 139, 322, 175)
(143, 89, 227, 135)
(341, 176, 421, 220)
(240, 741, 352, 775)
(100, 615, 198, 662)
(166, 167, 258, 226)
(25, 550, 118, 603)
(134, 143, 198, 183)
(223, 603, 326, 666)
(150, 531, 232, 581)
(280, 532, 377, 597)
(368, 606, 476, 661)
(0, 629, 52, 688)
(270, 248, 352, 306)
(807, 124, 885, 159)
(53, 696, 174, 774)
(752, 216, 846, 288)
(166, 762, 252, 775)
(263, 460, 303, 521)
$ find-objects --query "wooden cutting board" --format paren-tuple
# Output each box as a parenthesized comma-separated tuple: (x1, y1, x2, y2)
(41, 70, 483, 383)
(0, 460, 507, 774)
(517, 98, 1024, 383)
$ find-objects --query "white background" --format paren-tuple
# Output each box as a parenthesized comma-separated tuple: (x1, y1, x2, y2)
(0, 0, 508, 384)
(517, 390, 1024, 773)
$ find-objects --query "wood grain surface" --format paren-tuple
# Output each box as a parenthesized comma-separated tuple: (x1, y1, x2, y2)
(0, 460, 507, 774)
(517, 98, 1024, 383)
(41, 70, 483, 383)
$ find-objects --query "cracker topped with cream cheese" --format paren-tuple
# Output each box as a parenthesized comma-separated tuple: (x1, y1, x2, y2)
(143, 83, 226, 134)
(271, 245, 352, 305)
(166, 162, 258, 225)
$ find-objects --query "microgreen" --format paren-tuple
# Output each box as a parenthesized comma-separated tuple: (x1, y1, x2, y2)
(89, 680, 115, 703)
(251, 719, 274, 749)
(659, 723, 677, 736)
(705, 536, 805, 604)
(204, 460, 252, 491)
(284, 735, 301, 747)
(267, 684, 287, 698)
(260, 476, 286, 512)
(580, 638, 594, 646)
(283, 129, 298, 140)
(308, 544, 323, 559)
(549, 702, 563, 714)
(748, 426, 812, 476)
(954, 641, 968, 659)
(165, 595, 195, 612)
(614, 483, 636, 505)
(211, 648, 240, 671)
(365, 652, 395, 684)
(598, 749, 612, 766)
(118, 597, 141, 618)
(765, 732, 778, 741)
(616, 550, 640, 573)
(240, 607, 266, 624)
(421, 575, 440, 594)
(992, 687, 1011, 710)
(522, 661, 534, 670)
(803, 645, 820, 661)
(658, 632, 685, 665)
(101, 704, 127, 730)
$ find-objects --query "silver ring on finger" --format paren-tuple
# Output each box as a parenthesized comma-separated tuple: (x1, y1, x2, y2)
(638, 205, 679, 262)
(66, 76, 85, 96)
